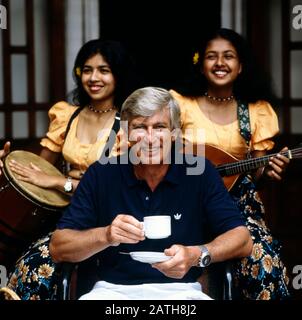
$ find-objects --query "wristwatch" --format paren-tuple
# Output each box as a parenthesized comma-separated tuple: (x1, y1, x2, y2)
(197, 245, 211, 267)
(64, 176, 73, 193)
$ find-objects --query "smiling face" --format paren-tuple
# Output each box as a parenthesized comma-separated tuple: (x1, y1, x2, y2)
(128, 108, 173, 165)
(202, 37, 242, 92)
(81, 53, 116, 107)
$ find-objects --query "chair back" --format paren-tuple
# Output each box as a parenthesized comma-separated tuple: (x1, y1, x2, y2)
(198, 261, 234, 300)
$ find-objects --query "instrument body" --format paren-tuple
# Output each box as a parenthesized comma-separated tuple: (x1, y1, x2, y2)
(0, 150, 70, 268)
(204, 144, 302, 190)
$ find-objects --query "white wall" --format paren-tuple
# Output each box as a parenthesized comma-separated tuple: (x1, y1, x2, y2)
(221, 0, 246, 36)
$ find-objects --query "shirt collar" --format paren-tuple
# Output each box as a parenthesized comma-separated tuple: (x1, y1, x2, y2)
(119, 149, 181, 188)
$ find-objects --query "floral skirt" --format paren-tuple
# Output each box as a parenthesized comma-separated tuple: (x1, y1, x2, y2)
(230, 175, 290, 300)
(7, 232, 58, 300)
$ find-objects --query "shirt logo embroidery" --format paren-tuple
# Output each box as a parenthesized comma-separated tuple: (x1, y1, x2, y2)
(174, 213, 182, 220)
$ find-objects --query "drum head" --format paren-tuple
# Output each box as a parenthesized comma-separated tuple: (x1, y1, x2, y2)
(4, 150, 70, 209)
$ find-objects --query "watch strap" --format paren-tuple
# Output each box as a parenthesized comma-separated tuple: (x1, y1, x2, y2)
(198, 245, 211, 267)
(64, 176, 73, 193)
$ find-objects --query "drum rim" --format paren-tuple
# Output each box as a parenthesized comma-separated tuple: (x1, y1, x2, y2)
(3, 151, 69, 210)
(2, 167, 64, 211)
(0, 287, 21, 300)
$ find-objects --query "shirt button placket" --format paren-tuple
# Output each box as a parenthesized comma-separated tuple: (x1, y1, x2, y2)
(145, 193, 152, 214)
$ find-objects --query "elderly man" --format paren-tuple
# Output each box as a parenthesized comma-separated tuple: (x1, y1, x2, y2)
(50, 87, 252, 300)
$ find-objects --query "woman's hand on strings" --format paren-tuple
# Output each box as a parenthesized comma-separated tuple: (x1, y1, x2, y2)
(264, 147, 290, 181)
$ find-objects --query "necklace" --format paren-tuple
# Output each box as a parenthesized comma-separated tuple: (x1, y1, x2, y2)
(204, 92, 234, 102)
(88, 105, 115, 114)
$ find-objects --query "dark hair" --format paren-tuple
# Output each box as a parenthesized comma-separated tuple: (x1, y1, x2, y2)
(176, 28, 276, 104)
(71, 39, 140, 111)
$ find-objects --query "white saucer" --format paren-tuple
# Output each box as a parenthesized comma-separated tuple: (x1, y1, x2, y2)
(129, 251, 172, 264)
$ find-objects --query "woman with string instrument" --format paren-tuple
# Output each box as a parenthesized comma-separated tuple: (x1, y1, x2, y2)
(170, 28, 290, 300)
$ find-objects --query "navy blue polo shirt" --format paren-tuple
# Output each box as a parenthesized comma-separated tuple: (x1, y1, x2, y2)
(57, 153, 244, 285)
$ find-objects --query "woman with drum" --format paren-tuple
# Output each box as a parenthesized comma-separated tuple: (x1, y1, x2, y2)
(0, 39, 140, 299)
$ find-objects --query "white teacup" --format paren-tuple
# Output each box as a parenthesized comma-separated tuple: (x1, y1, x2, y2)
(143, 215, 171, 239)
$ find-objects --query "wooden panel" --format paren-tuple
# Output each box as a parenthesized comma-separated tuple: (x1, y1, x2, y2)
(2, 0, 12, 139)
(47, 0, 66, 103)
(26, 0, 35, 138)
(0, 0, 66, 146)
(246, 0, 271, 73)
(282, 0, 291, 134)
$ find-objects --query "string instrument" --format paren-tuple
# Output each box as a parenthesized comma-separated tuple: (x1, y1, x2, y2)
(203, 144, 302, 190)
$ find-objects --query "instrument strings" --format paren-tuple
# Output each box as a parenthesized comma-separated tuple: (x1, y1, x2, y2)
(217, 147, 302, 175)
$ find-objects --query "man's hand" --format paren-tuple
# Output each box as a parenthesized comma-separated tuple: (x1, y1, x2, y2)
(0, 141, 11, 176)
(105, 214, 145, 247)
(152, 244, 200, 279)
(265, 147, 290, 181)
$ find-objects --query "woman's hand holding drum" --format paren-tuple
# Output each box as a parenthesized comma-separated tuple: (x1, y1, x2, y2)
(0, 141, 11, 175)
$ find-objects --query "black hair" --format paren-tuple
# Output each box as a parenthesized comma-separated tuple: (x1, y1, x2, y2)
(176, 28, 276, 105)
(71, 39, 140, 111)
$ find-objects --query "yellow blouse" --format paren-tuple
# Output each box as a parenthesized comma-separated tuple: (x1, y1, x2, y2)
(170, 90, 279, 160)
(40, 101, 116, 173)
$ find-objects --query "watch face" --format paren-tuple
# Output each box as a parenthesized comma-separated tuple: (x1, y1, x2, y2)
(64, 181, 73, 192)
(198, 245, 211, 267)
(202, 255, 211, 267)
